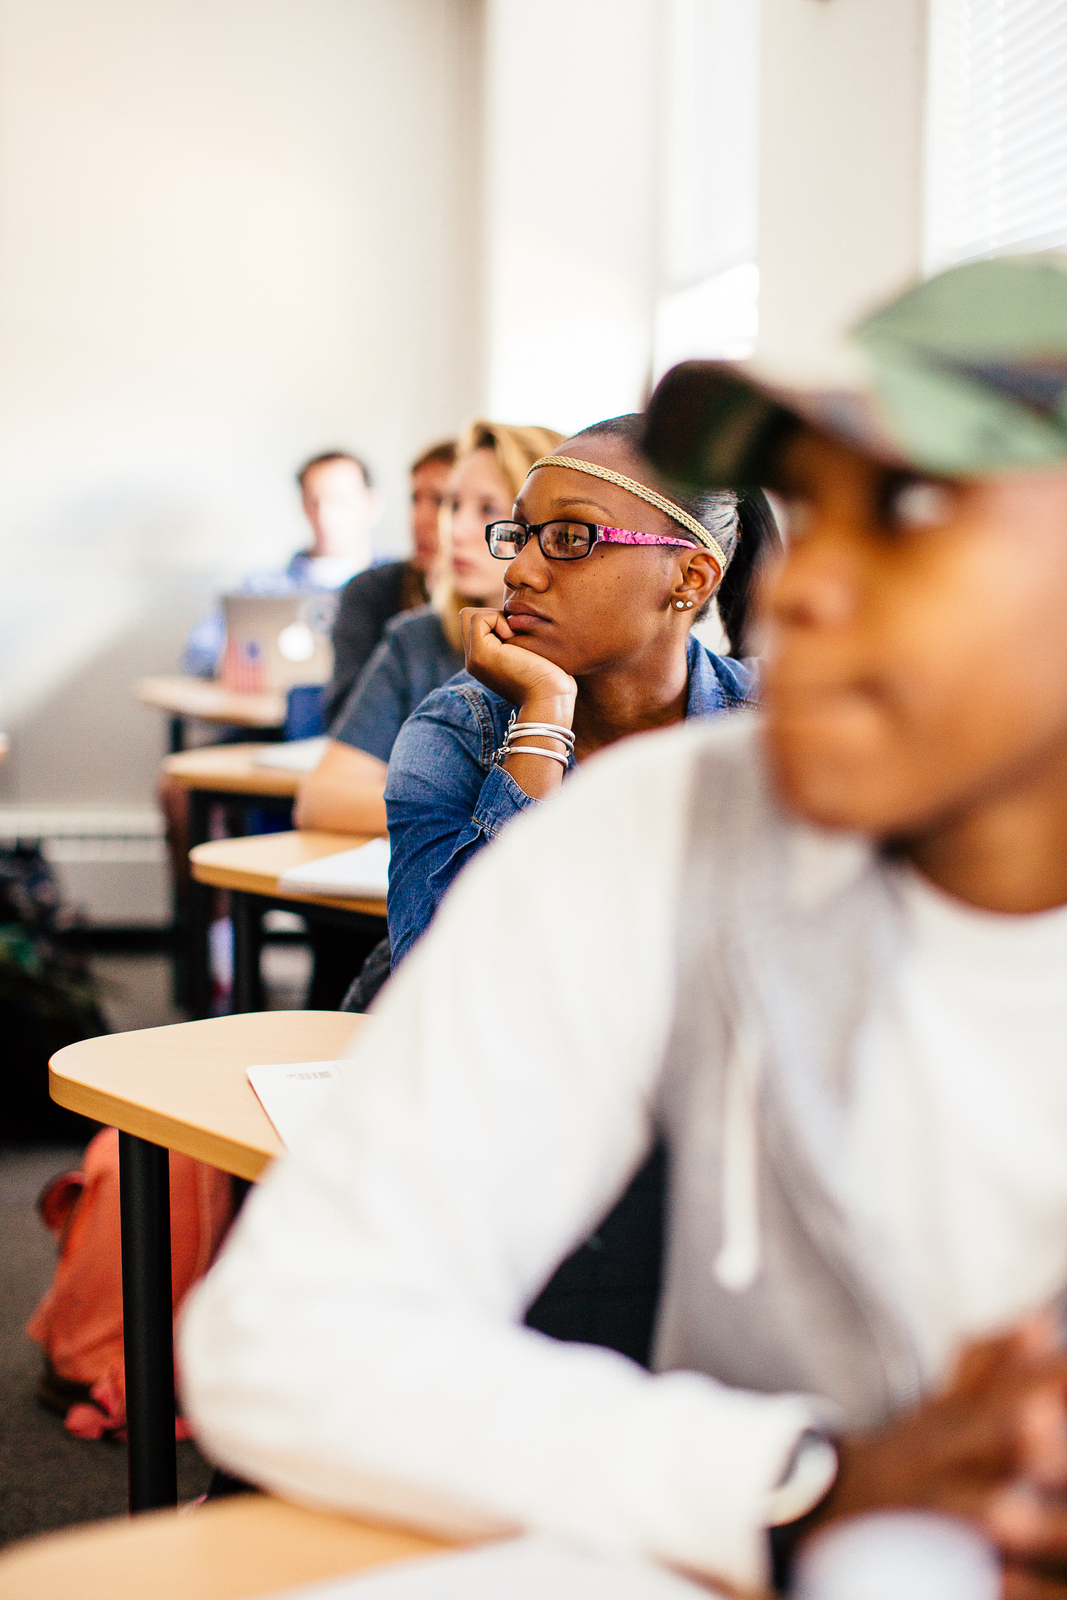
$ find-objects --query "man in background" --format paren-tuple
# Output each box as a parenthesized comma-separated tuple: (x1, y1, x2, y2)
(160, 450, 380, 981)
(183, 450, 381, 679)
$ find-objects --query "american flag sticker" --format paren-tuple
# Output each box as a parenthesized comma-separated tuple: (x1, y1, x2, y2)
(222, 638, 266, 693)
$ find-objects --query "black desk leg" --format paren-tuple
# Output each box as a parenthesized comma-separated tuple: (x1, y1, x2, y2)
(232, 891, 265, 1013)
(187, 790, 214, 1019)
(118, 1132, 178, 1513)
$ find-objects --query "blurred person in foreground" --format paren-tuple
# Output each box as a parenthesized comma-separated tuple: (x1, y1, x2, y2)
(323, 439, 457, 724)
(183, 450, 381, 680)
(182, 257, 1067, 1598)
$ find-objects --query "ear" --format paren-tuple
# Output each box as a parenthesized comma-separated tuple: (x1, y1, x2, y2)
(670, 548, 721, 613)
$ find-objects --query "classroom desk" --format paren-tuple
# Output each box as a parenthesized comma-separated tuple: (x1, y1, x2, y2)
(0, 1494, 453, 1600)
(162, 743, 305, 802)
(49, 1011, 362, 1516)
(136, 676, 286, 754)
(190, 831, 387, 1013)
(162, 745, 306, 1017)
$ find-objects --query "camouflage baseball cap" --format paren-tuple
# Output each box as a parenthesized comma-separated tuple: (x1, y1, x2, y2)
(642, 255, 1067, 488)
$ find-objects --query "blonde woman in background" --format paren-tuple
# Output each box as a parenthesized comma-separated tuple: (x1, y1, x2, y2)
(295, 419, 563, 836)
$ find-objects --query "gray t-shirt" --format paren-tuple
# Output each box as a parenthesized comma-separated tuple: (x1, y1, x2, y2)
(325, 561, 429, 724)
(329, 606, 464, 763)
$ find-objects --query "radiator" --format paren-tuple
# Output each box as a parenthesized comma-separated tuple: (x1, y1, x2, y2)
(0, 808, 169, 927)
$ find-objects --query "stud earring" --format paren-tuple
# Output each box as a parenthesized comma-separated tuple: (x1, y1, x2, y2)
(675, 599, 694, 609)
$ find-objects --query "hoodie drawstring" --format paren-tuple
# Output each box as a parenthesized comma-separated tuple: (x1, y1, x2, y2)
(713, 1019, 763, 1292)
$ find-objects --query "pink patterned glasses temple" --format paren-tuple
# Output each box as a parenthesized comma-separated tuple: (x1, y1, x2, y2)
(594, 525, 691, 548)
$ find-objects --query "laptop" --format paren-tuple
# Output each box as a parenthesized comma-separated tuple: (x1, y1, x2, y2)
(221, 593, 336, 693)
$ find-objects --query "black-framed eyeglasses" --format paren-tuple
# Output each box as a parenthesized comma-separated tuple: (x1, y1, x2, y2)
(485, 520, 691, 561)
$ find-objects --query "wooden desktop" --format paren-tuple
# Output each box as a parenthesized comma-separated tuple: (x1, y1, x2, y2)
(0, 1494, 455, 1600)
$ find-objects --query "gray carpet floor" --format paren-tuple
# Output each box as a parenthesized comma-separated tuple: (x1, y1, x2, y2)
(0, 945, 311, 1550)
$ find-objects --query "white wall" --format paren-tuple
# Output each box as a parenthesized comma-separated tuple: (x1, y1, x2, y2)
(0, 0, 482, 807)
(757, 0, 928, 374)
(482, 0, 662, 435)
(0, 0, 933, 828)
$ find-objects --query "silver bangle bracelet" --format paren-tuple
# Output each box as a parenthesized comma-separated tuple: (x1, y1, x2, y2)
(504, 744, 569, 766)
(492, 710, 575, 770)
(509, 721, 575, 747)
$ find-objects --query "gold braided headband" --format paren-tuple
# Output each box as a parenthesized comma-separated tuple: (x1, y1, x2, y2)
(526, 455, 728, 572)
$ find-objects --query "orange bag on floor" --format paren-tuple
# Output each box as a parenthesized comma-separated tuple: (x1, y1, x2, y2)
(27, 1127, 235, 1439)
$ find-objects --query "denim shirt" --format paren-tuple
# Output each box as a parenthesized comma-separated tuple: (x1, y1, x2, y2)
(330, 606, 464, 763)
(385, 634, 756, 964)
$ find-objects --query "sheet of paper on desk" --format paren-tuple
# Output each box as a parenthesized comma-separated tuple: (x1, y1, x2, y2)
(253, 736, 329, 771)
(278, 836, 390, 898)
(246, 1060, 346, 1149)
(274, 1536, 706, 1600)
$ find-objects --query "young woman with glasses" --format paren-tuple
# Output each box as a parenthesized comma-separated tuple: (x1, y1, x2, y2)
(384, 413, 778, 970)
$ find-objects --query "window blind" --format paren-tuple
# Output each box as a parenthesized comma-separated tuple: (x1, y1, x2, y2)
(925, 0, 1067, 269)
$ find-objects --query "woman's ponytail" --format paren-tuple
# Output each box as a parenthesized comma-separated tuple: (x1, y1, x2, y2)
(717, 488, 781, 657)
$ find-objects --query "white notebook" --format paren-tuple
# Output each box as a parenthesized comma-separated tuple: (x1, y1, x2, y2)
(270, 1536, 706, 1600)
(278, 837, 390, 898)
(253, 737, 329, 772)
(245, 1060, 346, 1149)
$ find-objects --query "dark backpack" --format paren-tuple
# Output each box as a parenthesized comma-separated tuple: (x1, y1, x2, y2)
(0, 843, 107, 1144)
